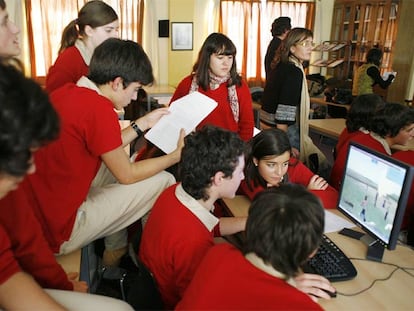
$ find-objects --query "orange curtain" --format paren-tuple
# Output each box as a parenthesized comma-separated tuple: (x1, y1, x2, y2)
(219, 0, 315, 86)
(25, 0, 144, 78)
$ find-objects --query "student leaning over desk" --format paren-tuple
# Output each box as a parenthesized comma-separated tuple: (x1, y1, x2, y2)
(331, 103, 414, 191)
(177, 185, 331, 310)
(330, 94, 385, 190)
(240, 128, 338, 209)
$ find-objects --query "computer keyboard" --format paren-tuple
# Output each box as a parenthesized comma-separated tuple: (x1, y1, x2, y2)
(302, 234, 357, 282)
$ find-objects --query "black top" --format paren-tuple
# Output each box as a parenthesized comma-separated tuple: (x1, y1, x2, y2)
(261, 62, 303, 126)
(264, 37, 282, 80)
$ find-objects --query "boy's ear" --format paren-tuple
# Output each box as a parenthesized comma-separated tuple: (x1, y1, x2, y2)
(212, 171, 225, 186)
(110, 77, 123, 91)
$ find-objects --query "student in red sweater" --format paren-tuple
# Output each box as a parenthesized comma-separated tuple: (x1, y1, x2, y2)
(240, 128, 338, 209)
(177, 184, 335, 310)
(332, 103, 414, 190)
(330, 94, 385, 189)
(393, 150, 414, 246)
(0, 63, 133, 310)
(25, 39, 184, 267)
(170, 33, 254, 141)
(139, 126, 247, 309)
(45, 1, 119, 93)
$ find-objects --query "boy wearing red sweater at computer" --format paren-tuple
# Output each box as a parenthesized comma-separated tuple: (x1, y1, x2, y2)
(177, 184, 332, 310)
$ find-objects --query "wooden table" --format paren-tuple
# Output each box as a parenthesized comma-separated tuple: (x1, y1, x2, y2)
(143, 84, 176, 110)
(308, 118, 414, 151)
(311, 97, 351, 111)
(221, 195, 414, 310)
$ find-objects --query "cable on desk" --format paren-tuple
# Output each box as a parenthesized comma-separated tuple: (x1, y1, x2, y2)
(335, 258, 412, 297)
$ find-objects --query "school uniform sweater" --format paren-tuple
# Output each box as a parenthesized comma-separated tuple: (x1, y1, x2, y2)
(0, 179, 73, 290)
(240, 158, 338, 209)
(176, 243, 322, 310)
(139, 184, 218, 309)
(170, 75, 254, 141)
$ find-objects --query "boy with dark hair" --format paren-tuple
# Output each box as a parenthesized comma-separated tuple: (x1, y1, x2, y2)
(264, 16, 291, 79)
(0, 63, 133, 310)
(23, 38, 184, 266)
(139, 125, 247, 309)
(177, 184, 329, 310)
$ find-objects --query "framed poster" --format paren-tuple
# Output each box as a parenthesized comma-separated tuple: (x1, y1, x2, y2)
(171, 22, 193, 51)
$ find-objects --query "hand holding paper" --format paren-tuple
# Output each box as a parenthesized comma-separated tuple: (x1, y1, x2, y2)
(144, 92, 218, 154)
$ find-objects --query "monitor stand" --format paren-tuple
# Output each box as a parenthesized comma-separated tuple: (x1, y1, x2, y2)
(360, 235, 385, 262)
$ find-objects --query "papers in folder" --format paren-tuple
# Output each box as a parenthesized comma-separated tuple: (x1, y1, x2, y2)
(144, 92, 218, 154)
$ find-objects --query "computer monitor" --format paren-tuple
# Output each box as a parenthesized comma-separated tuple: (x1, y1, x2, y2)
(337, 142, 414, 261)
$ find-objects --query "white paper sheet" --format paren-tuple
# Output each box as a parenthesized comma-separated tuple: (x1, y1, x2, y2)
(144, 91, 218, 154)
(324, 210, 355, 233)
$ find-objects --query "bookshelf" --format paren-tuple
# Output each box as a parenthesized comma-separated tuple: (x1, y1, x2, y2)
(310, 41, 351, 80)
(330, 0, 400, 82)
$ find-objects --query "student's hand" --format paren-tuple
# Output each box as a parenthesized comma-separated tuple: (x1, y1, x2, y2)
(294, 273, 336, 301)
(307, 175, 328, 190)
(67, 272, 88, 293)
(137, 107, 170, 130)
(170, 128, 185, 161)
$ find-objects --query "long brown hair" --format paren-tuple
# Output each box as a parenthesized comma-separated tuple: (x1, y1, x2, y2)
(270, 27, 313, 70)
(58, 1, 118, 53)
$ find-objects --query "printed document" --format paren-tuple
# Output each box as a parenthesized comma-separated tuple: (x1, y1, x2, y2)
(144, 92, 218, 154)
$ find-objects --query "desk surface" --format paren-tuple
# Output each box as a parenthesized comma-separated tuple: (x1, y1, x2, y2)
(311, 97, 351, 111)
(308, 118, 414, 151)
(143, 84, 176, 95)
(222, 195, 414, 310)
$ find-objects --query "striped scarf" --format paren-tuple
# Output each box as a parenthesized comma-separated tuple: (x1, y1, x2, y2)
(190, 71, 239, 122)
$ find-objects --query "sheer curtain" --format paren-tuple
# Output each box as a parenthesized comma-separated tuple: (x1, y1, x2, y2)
(26, 0, 144, 77)
(219, 0, 315, 86)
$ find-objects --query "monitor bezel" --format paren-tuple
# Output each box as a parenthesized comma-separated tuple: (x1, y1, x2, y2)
(337, 142, 414, 250)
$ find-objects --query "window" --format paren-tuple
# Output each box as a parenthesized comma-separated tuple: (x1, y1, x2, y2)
(26, 0, 143, 78)
(219, 0, 315, 85)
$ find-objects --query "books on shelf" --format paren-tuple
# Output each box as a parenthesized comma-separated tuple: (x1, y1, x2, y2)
(311, 58, 344, 68)
(313, 42, 346, 52)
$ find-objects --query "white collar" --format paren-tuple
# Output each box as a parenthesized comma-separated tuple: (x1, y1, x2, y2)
(175, 183, 219, 232)
(245, 252, 296, 287)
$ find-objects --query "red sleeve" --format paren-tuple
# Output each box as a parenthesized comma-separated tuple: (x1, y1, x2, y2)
(289, 160, 338, 209)
(45, 47, 88, 94)
(236, 80, 255, 141)
(238, 180, 264, 201)
(170, 76, 192, 104)
(0, 181, 73, 290)
(0, 225, 21, 285)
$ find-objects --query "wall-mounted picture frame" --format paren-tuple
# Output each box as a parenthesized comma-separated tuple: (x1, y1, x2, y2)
(171, 22, 193, 51)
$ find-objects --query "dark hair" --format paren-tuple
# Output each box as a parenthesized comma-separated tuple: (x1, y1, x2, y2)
(244, 185, 324, 278)
(366, 48, 383, 67)
(371, 103, 414, 138)
(59, 0, 118, 53)
(0, 0, 5, 9)
(88, 38, 154, 87)
(271, 16, 291, 37)
(245, 128, 292, 191)
(192, 33, 242, 90)
(179, 126, 245, 201)
(346, 94, 385, 132)
(271, 27, 313, 69)
(0, 64, 60, 176)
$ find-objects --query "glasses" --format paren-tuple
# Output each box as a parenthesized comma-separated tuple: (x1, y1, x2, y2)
(296, 40, 315, 48)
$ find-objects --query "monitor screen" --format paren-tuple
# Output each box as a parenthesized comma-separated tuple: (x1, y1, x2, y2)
(338, 142, 413, 251)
